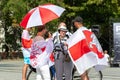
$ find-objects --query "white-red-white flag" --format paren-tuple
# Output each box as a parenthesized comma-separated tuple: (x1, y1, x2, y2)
(30, 38, 54, 68)
(22, 30, 32, 48)
(21, 30, 32, 57)
(49, 52, 55, 67)
(67, 27, 108, 75)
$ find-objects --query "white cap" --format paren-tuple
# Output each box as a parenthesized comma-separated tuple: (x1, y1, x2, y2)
(58, 26, 68, 31)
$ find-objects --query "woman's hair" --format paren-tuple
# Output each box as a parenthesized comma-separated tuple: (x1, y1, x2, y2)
(44, 31, 52, 39)
(37, 25, 46, 32)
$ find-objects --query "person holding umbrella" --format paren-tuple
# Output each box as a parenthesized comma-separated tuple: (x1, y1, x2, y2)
(20, 4, 65, 80)
(30, 25, 54, 80)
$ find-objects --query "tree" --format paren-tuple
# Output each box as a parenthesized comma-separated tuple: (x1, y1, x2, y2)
(1, 0, 27, 51)
(1, 0, 120, 54)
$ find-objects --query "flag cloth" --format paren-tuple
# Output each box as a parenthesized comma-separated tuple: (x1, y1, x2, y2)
(21, 30, 32, 57)
(67, 27, 108, 75)
(30, 38, 54, 68)
(49, 52, 55, 67)
(22, 30, 32, 48)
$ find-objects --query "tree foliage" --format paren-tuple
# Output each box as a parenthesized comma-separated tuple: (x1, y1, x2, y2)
(1, 0, 120, 51)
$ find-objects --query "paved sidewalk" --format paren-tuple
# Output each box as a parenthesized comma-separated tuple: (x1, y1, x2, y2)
(0, 59, 120, 80)
(0, 59, 24, 80)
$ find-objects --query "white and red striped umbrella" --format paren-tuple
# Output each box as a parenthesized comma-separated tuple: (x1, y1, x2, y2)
(20, 3, 65, 28)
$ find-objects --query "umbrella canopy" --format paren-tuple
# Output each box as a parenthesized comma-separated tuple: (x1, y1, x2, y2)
(20, 3, 65, 28)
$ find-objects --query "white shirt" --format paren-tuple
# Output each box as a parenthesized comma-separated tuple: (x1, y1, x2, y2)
(104, 54, 110, 62)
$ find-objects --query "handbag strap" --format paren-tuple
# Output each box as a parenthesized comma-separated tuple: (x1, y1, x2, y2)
(59, 35, 65, 55)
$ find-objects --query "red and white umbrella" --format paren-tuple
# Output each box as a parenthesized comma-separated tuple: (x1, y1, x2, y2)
(20, 3, 65, 28)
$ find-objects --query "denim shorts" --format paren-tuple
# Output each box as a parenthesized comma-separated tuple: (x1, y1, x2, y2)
(24, 57, 30, 64)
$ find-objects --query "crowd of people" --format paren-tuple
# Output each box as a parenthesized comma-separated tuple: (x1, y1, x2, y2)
(21, 16, 108, 80)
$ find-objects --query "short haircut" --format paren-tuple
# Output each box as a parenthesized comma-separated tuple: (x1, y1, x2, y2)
(73, 16, 83, 24)
(37, 25, 46, 32)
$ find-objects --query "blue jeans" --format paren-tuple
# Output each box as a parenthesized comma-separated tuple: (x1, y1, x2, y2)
(50, 65, 56, 79)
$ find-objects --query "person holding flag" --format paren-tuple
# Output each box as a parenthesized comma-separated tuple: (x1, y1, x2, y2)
(67, 16, 108, 80)
(21, 28, 32, 80)
(30, 25, 54, 80)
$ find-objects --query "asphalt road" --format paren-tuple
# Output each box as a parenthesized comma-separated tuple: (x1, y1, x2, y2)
(0, 59, 120, 80)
